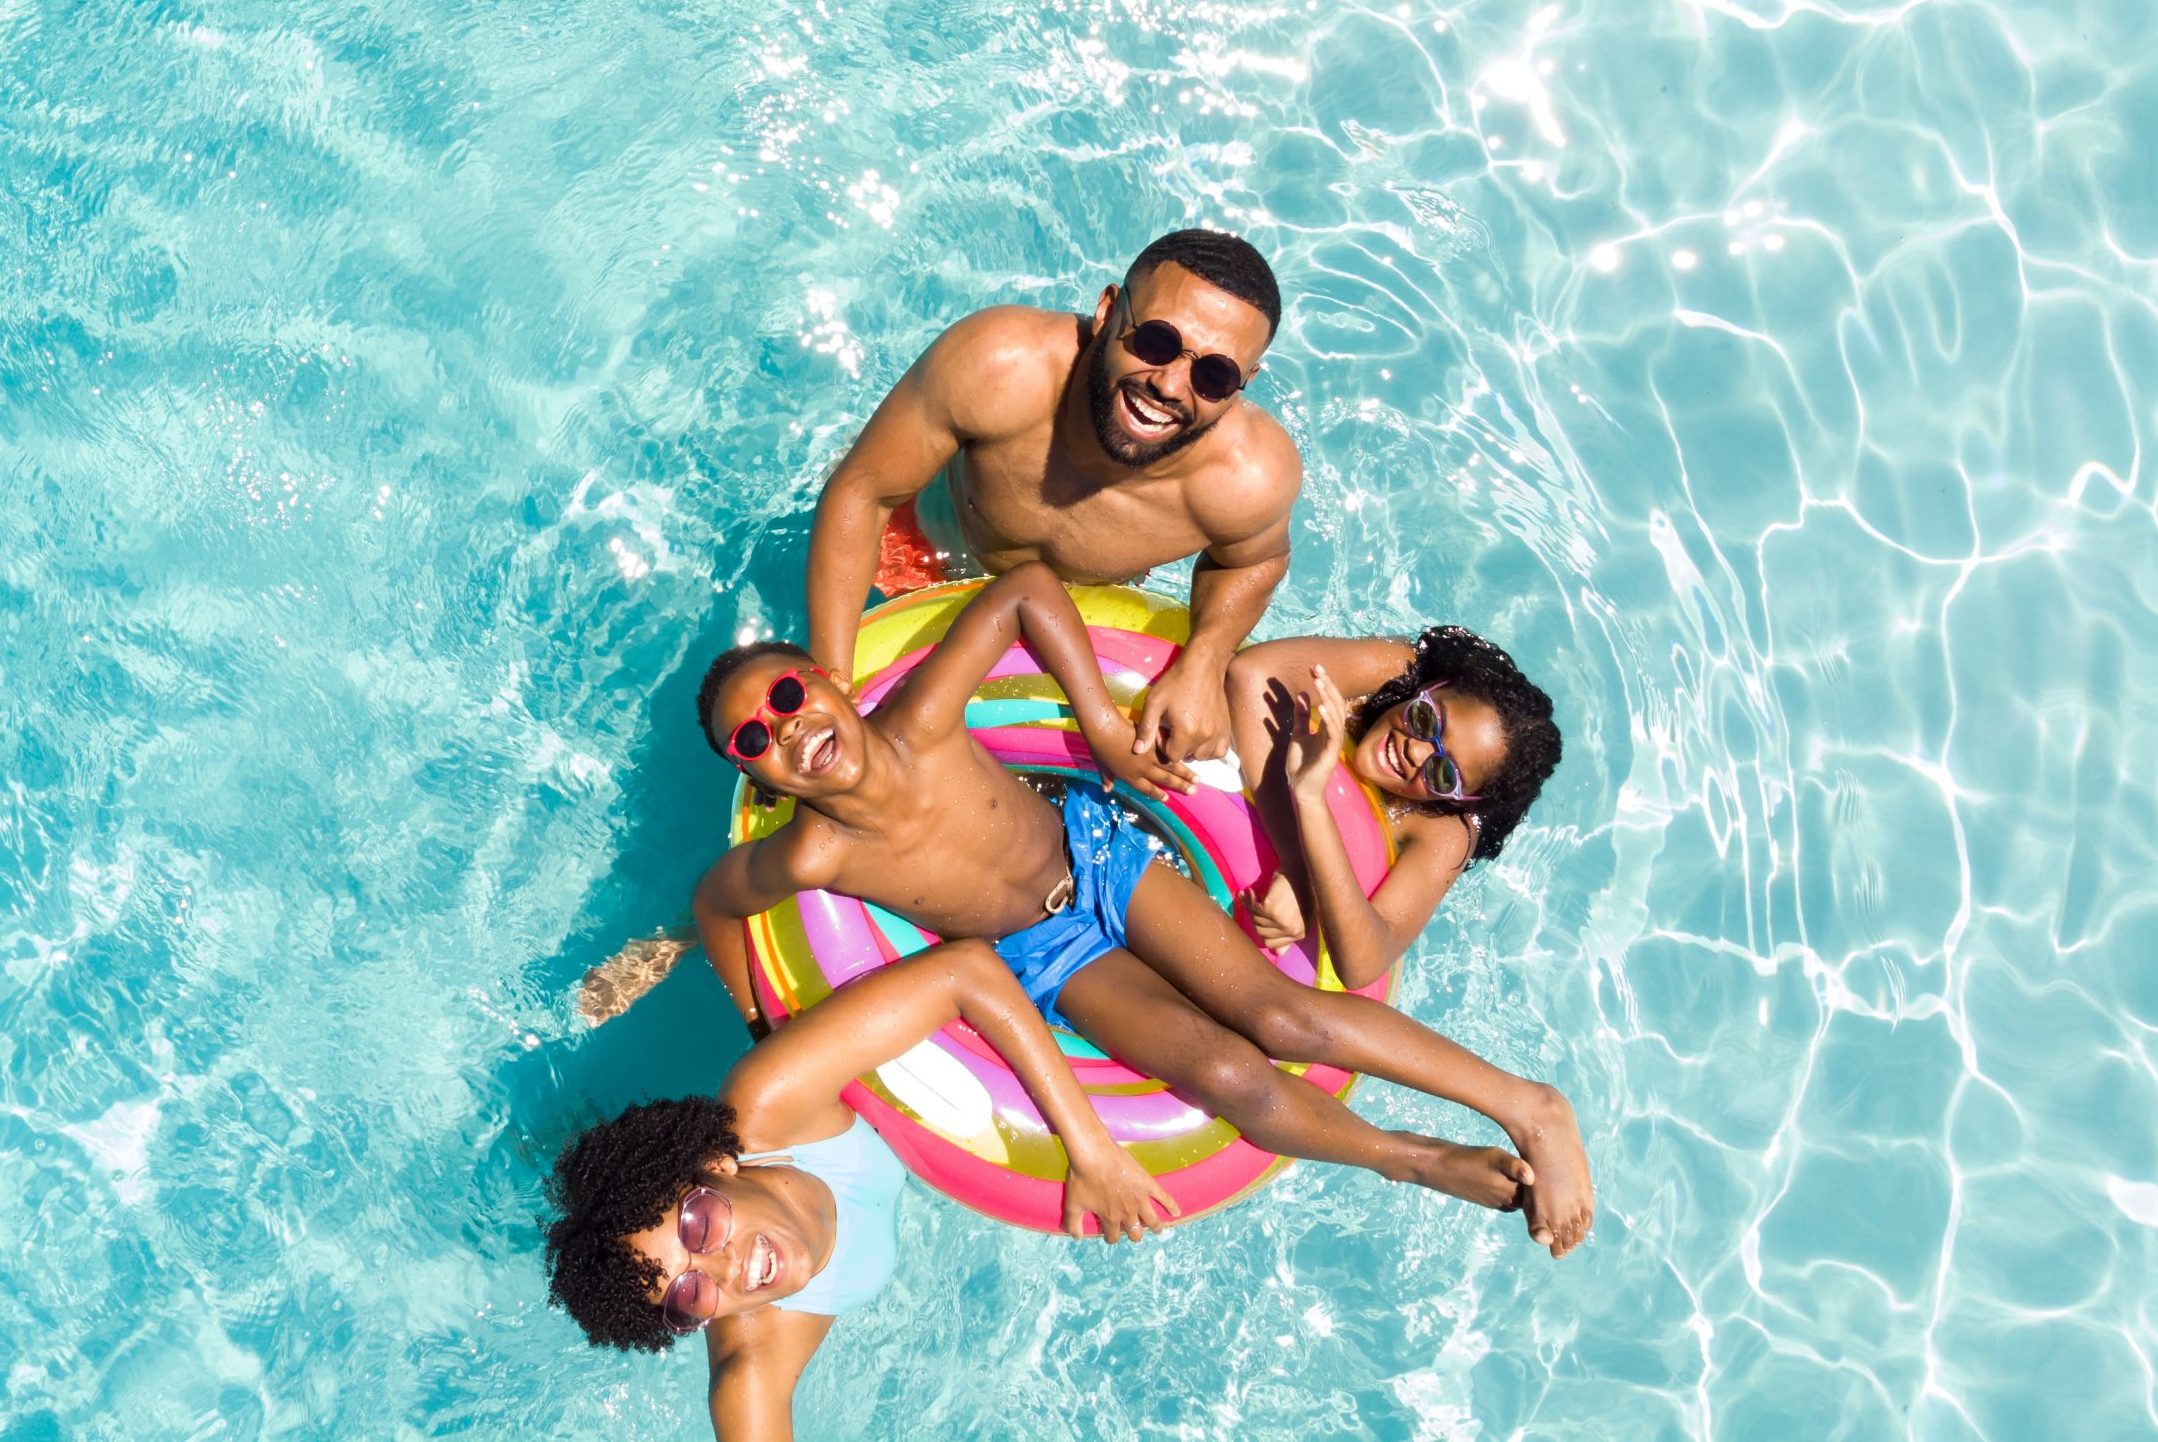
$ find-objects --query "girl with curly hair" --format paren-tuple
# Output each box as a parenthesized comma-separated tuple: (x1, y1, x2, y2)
(1224, 625, 1585, 1249)
(545, 940, 1172, 1439)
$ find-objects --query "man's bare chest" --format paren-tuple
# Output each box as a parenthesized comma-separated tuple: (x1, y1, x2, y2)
(959, 437, 1210, 581)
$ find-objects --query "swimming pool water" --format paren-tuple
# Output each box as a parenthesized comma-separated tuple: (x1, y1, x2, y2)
(4, 1, 2155, 1437)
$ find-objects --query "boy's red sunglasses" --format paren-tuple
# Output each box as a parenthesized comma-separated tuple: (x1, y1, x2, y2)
(725, 669, 823, 763)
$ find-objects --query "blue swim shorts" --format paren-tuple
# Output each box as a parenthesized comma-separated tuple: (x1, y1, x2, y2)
(993, 781, 1161, 1029)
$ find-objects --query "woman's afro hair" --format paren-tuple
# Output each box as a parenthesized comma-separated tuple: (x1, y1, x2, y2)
(542, 1096, 743, 1352)
(1350, 625, 1562, 863)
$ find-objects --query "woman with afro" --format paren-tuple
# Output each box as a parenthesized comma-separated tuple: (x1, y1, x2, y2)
(545, 940, 1172, 1439)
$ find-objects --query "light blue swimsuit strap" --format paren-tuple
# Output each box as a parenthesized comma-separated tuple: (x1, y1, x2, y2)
(738, 1114, 907, 1317)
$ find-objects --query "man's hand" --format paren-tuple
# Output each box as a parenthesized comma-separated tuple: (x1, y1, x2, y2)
(1238, 871, 1308, 952)
(1133, 652, 1234, 762)
(1081, 710, 1196, 802)
(1061, 1137, 1180, 1243)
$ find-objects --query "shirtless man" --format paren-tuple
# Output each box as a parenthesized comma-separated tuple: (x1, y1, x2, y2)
(806, 228, 1299, 762)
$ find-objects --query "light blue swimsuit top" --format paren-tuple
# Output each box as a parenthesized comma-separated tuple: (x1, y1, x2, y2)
(740, 1114, 906, 1317)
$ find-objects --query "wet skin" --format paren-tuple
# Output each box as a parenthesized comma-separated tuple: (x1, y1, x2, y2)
(1223, 636, 1597, 1258)
(805, 258, 1304, 763)
(701, 567, 1566, 1230)
(718, 659, 1078, 943)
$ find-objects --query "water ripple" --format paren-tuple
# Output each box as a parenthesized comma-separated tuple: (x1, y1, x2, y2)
(4, 0, 2156, 1437)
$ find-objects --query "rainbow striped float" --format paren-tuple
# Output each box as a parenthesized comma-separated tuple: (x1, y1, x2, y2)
(732, 581, 1394, 1233)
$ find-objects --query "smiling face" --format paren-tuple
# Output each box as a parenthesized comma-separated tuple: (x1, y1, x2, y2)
(1351, 686, 1510, 804)
(711, 653, 866, 799)
(1085, 262, 1271, 468)
(623, 1163, 831, 1330)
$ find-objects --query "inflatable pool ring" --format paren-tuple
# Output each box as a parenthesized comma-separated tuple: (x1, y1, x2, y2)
(731, 581, 1396, 1233)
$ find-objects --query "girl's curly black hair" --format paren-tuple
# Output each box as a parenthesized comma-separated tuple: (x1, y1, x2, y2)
(543, 1096, 744, 1352)
(1349, 625, 1562, 864)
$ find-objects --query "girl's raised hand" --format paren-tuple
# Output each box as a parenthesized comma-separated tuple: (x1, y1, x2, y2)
(1285, 664, 1350, 798)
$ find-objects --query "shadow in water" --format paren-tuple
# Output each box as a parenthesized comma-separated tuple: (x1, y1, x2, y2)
(501, 524, 815, 1156)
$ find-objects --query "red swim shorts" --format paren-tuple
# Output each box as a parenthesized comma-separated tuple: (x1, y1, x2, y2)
(874, 496, 949, 596)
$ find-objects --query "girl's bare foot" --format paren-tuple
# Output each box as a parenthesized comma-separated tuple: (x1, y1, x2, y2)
(1388, 1132, 1534, 1210)
(1502, 1084, 1595, 1258)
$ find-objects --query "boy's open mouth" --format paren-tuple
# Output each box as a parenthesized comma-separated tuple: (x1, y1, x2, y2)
(798, 725, 839, 776)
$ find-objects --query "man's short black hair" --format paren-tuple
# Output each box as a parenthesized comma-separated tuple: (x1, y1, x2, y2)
(543, 1097, 745, 1353)
(696, 640, 817, 755)
(1125, 229, 1282, 339)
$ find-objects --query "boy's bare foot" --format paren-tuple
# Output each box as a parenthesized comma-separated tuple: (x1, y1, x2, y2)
(1502, 1084, 1594, 1258)
(1388, 1132, 1534, 1211)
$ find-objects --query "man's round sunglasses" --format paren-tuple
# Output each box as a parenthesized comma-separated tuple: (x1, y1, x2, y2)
(724, 669, 821, 763)
(1117, 300, 1252, 404)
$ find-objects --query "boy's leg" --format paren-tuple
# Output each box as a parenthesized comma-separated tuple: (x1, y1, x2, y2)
(1053, 950, 1529, 1210)
(1120, 865, 1593, 1257)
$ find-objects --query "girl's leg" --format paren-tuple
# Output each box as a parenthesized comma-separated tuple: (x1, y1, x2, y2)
(1053, 949, 1529, 1210)
(1120, 865, 1593, 1256)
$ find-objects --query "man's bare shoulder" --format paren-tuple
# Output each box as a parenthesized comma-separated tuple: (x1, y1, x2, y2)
(1188, 403, 1303, 543)
(920, 305, 1079, 438)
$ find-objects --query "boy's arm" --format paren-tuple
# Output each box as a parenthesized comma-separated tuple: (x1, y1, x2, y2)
(577, 831, 834, 1030)
(881, 561, 1193, 799)
(694, 830, 842, 1034)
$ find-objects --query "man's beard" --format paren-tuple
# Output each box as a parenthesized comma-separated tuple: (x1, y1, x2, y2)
(1086, 334, 1219, 469)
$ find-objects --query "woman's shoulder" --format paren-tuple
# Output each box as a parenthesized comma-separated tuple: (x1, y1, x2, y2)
(728, 1104, 860, 1158)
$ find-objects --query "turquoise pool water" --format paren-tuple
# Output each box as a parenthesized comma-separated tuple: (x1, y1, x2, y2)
(5, 1, 2155, 1436)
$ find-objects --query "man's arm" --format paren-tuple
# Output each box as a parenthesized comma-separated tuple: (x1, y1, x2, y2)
(1133, 429, 1301, 761)
(806, 355, 963, 684)
(806, 308, 1049, 681)
(706, 1309, 834, 1442)
(1183, 535, 1291, 674)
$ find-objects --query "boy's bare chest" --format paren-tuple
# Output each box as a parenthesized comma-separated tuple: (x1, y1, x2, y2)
(829, 746, 1069, 936)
